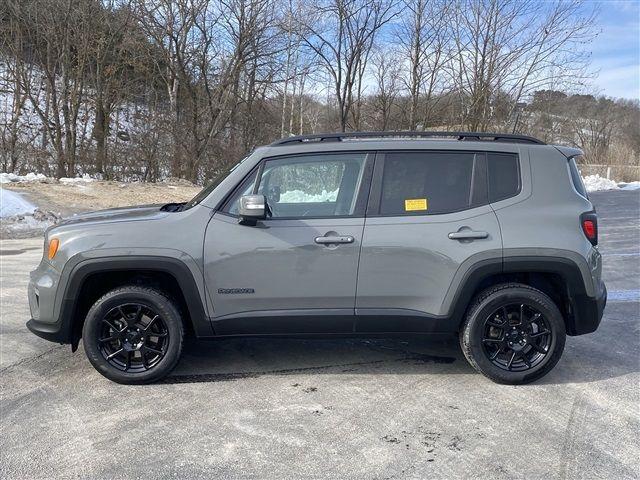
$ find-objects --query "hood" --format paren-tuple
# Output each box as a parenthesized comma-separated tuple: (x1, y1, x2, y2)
(56, 204, 169, 228)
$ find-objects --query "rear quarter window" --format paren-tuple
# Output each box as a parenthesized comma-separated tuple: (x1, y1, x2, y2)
(568, 157, 588, 198)
(488, 153, 520, 202)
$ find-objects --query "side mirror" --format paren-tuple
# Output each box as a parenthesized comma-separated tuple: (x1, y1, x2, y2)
(239, 194, 267, 225)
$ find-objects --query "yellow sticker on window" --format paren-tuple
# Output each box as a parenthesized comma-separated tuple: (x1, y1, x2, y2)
(404, 198, 428, 211)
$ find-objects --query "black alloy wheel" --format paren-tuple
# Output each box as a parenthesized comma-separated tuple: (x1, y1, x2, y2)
(481, 303, 552, 372)
(98, 303, 169, 373)
(83, 286, 184, 384)
(460, 283, 566, 384)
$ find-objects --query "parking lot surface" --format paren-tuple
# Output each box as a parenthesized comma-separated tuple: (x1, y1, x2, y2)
(1, 190, 638, 479)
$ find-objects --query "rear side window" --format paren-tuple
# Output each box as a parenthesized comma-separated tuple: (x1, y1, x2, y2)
(379, 152, 480, 215)
(488, 153, 520, 202)
(568, 157, 588, 198)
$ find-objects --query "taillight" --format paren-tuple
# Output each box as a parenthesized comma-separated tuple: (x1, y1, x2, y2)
(580, 212, 598, 246)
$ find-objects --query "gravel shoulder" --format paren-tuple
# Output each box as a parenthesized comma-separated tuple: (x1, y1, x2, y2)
(0, 180, 201, 239)
(2, 180, 201, 215)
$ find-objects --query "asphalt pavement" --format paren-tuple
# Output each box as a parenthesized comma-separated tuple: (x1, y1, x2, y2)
(0, 190, 638, 479)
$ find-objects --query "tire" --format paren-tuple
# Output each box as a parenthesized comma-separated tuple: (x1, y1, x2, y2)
(460, 283, 566, 385)
(82, 286, 184, 384)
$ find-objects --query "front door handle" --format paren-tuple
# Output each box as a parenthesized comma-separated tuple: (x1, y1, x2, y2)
(314, 235, 355, 245)
(448, 230, 489, 240)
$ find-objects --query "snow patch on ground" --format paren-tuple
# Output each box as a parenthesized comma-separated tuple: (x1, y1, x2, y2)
(279, 189, 338, 203)
(0, 188, 36, 216)
(59, 174, 95, 184)
(582, 175, 620, 192)
(619, 181, 640, 191)
(1, 188, 60, 237)
(1, 172, 97, 185)
(0, 172, 47, 184)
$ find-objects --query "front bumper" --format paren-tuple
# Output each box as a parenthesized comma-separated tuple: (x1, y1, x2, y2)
(26, 317, 71, 344)
(27, 259, 72, 344)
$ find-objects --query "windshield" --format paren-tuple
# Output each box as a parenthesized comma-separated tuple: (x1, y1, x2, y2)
(183, 156, 249, 209)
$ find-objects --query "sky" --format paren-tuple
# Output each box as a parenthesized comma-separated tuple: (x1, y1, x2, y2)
(590, 0, 640, 100)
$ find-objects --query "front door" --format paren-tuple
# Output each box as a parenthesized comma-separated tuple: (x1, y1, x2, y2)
(204, 152, 373, 335)
(355, 150, 503, 332)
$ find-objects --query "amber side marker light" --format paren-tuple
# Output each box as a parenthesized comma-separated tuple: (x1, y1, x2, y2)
(48, 238, 59, 260)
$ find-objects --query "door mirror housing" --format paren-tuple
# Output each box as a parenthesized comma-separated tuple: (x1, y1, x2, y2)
(239, 194, 267, 225)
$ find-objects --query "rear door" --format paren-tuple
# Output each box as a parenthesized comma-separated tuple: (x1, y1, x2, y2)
(204, 152, 374, 335)
(355, 150, 503, 332)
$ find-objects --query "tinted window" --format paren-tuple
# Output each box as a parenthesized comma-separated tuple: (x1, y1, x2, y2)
(256, 153, 369, 218)
(488, 153, 520, 202)
(568, 157, 588, 198)
(379, 152, 477, 215)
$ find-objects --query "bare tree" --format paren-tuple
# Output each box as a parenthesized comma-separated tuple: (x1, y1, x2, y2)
(396, 0, 450, 130)
(369, 48, 401, 130)
(0, 9, 29, 172)
(448, 0, 595, 131)
(300, 0, 397, 131)
(88, 1, 143, 177)
(5, 0, 97, 177)
(0, 0, 627, 183)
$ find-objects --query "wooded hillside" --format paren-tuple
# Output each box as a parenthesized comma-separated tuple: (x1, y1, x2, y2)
(1, 0, 638, 183)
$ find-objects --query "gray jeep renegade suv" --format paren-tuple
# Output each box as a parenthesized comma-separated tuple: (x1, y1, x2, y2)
(27, 131, 607, 385)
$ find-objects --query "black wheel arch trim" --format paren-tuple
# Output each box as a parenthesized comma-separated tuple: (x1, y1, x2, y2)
(447, 255, 604, 336)
(30, 256, 212, 348)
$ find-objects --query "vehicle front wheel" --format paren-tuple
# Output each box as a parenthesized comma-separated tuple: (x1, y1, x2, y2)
(460, 283, 566, 385)
(82, 286, 184, 384)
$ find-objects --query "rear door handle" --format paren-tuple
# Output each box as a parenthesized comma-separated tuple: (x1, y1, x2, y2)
(448, 231, 489, 240)
(314, 235, 354, 245)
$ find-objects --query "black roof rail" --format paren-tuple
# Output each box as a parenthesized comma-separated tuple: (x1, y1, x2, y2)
(270, 131, 545, 146)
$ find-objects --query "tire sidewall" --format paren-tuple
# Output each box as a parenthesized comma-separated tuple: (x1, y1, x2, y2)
(465, 288, 566, 384)
(82, 288, 183, 384)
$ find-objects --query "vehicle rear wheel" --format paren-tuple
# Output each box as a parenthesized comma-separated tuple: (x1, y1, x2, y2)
(82, 286, 183, 384)
(460, 283, 566, 384)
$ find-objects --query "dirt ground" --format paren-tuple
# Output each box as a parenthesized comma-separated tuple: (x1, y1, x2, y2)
(2, 179, 202, 216)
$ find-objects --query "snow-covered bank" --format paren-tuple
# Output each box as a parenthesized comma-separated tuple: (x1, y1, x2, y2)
(583, 175, 640, 192)
(1, 188, 59, 238)
(0, 172, 47, 184)
(0, 188, 36, 217)
(583, 175, 619, 192)
(1, 172, 96, 184)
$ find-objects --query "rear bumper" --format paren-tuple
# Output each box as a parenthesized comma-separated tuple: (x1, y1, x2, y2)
(569, 282, 607, 336)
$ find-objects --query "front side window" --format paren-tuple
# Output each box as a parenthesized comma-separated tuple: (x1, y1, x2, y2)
(379, 152, 478, 215)
(223, 153, 367, 218)
(255, 153, 369, 218)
